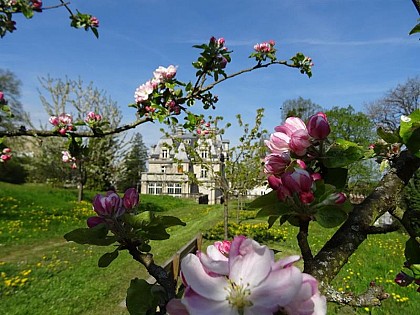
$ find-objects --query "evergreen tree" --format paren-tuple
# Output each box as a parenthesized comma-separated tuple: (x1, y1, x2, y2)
(117, 133, 147, 191)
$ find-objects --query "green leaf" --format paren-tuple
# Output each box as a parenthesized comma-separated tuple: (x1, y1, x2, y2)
(400, 110, 420, 156)
(405, 237, 420, 264)
(143, 225, 171, 240)
(126, 278, 159, 315)
(377, 127, 401, 144)
(256, 202, 291, 218)
(267, 215, 279, 228)
(98, 250, 119, 268)
(159, 215, 186, 228)
(124, 211, 154, 228)
(323, 168, 348, 190)
(248, 190, 277, 209)
(64, 224, 117, 246)
(324, 139, 364, 168)
(315, 206, 348, 228)
(91, 27, 99, 38)
(409, 20, 420, 35)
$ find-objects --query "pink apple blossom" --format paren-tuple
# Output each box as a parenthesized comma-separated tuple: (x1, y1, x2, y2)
(281, 168, 314, 194)
(2, 147, 11, 154)
(134, 80, 154, 103)
(122, 188, 139, 210)
(153, 65, 177, 82)
(90, 16, 99, 27)
(268, 117, 311, 156)
(92, 191, 125, 217)
(168, 236, 326, 315)
(49, 116, 59, 126)
(307, 112, 331, 140)
(214, 240, 231, 256)
(264, 153, 291, 176)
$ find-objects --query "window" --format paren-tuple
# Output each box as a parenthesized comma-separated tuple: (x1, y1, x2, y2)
(177, 165, 184, 173)
(167, 183, 182, 195)
(148, 182, 162, 195)
(200, 167, 207, 178)
(162, 149, 168, 159)
(161, 165, 166, 173)
(200, 150, 208, 159)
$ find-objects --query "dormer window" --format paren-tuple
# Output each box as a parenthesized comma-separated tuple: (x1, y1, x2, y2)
(162, 149, 168, 159)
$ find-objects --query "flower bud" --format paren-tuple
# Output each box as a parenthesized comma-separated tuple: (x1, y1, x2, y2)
(214, 240, 231, 256)
(281, 168, 313, 193)
(394, 272, 414, 287)
(264, 153, 291, 176)
(299, 191, 315, 204)
(307, 112, 330, 140)
(123, 188, 139, 210)
(87, 216, 105, 228)
(93, 192, 124, 217)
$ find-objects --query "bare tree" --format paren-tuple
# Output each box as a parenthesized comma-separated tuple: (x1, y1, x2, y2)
(367, 77, 420, 131)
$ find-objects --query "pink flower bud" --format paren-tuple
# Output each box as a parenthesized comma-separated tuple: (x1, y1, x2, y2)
(87, 216, 105, 228)
(123, 188, 139, 210)
(1, 154, 11, 162)
(299, 191, 315, 204)
(49, 116, 59, 126)
(307, 112, 331, 140)
(93, 192, 124, 217)
(394, 272, 414, 287)
(267, 175, 282, 190)
(296, 159, 306, 169)
(58, 128, 67, 135)
(281, 168, 313, 193)
(2, 147, 11, 154)
(311, 173, 322, 181)
(333, 192, 347, 204)
(214, 240, 231, 256)
(0, 91, 4, 101)
(289, 129, 311, 156)
(264, 153, 291, 176)
(90, 16, 99, 27)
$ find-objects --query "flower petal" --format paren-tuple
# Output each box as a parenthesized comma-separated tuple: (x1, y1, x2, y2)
(183, 286, 235, 315)
(250, 266, 303, 307)
(181, 254, 227, 301)
(229, 238, 272, 287)
(198, 246, 229, 276)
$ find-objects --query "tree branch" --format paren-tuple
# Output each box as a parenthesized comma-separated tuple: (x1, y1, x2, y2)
(297, 217, 313, 270)
(304, 151, 420, 285)
(411, 0, 420, 15)
(0, 117, 152, 138)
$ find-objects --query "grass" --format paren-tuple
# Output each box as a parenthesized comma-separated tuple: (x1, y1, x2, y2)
(0, 182, 419, 314)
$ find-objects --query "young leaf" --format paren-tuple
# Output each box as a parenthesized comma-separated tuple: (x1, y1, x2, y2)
(98, 250, 119, 268)
(126, 278, 159, 315)
(64, 224, 117, 246)
(315, 207, 348, 228)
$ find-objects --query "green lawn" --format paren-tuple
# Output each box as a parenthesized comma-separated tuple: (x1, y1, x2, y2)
(0, 182, 419, 314)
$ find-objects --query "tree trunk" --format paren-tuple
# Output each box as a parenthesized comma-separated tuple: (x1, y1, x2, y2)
(304, 151, 420, 285)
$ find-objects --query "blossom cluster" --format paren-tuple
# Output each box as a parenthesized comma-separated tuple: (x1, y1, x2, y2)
(86, 188, 139, 228)
(1, 148, 12, 163)
(254, 40, 275, 53)
(49, 113, 74, 135)
(134, 65, 180, 115)
(167, 236, 326, 315)
(61, 151, 77, 169)
(250, 40, 277, 63)
(84, 111, 102, 127)
(264, 113, 346, 206)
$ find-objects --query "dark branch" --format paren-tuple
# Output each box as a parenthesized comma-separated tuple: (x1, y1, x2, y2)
(297, 217, 313, 269)
(366, 222, 400, 235)
(304, 151, 420, 285)
(411, 0, 420, 15)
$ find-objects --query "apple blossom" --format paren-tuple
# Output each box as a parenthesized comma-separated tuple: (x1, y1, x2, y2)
(153, 65, 177, 82)
(307, 112, 330, 140)
(264, 153, 291, 176)
(122, 188, 139, 210)
(90, 16, 99, 27)
(92, 191, 125, 217)
(168, 236, 326, 315)
(134, 80, 154, 104)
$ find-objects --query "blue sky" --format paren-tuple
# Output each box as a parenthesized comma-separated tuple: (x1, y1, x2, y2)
(1, 0, 419, 147)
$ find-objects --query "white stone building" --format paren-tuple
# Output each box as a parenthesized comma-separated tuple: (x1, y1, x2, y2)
(140, 129, 230, 204)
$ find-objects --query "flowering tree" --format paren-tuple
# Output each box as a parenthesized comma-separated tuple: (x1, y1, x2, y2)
(1, 5, 420, 312)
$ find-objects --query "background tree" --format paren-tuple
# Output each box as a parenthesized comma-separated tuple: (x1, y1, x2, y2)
(116, 132, 148, 192)
(0, 68, 27, 130)
(367, 76, 420, 131)
(325, 105, 379, 195)
(280, 96, 322, 122)
(33, 76, 122, 199)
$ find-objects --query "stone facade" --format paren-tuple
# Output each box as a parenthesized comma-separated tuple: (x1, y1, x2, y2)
(140, 129, 230, 205)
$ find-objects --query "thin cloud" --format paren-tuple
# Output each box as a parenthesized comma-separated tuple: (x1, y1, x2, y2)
(285, 37, 416, 46)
